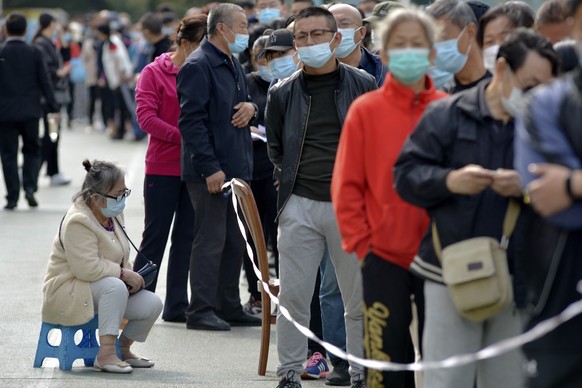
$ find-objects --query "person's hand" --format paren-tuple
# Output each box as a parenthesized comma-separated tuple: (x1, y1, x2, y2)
(273, 178, 280, 192)
(490, 168, 522, 197)
(123, 269, 145, 294)
(446, 164, 494, 195)
(56, 64, 71, 78)
(526, 163, 572, 217)
(231, 102, 256, 128)
(206, 170, 226, 194)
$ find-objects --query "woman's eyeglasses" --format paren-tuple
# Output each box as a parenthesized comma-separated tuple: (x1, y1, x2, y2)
(102, 189, 131, 202)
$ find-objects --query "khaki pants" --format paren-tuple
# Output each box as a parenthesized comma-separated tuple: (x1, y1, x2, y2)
(90, 277, 163, 342)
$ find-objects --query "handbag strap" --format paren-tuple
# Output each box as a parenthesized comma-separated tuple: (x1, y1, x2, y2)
(432, 199, 521, 262)
(113, 217, 152, 265)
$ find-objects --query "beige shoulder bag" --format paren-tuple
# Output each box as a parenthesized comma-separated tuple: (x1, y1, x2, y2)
(432, 200, 520, 322)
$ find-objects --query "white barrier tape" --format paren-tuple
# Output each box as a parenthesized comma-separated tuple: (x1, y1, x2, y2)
(225, 180, 582, 372)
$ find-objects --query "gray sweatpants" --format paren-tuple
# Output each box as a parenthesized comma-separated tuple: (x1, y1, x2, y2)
(90, 277, 163, 342)
(276, 195, 364, 383)
(423, 281, 525, 388)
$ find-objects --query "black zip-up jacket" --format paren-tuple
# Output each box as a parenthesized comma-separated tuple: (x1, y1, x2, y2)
(177, 38, 254, 182)
(265, 62, 376, 216)
(394, 80, 526, 291)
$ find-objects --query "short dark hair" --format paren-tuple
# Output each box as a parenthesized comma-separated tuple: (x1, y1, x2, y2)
(536, 0, 569, 25)
(140, 12, 164, 35)
(96, 22, 111, 37)
(5, 13, 27, 36)
(294, 6, 337, 32)
(477, 3, 535, 47)
(554, 39, 580, 74)
(294, 0, 314, 4)
(498, 28, 560, 77)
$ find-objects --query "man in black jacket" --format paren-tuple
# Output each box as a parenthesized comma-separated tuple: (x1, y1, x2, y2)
(265, 7, 375, 388)
(177, 3, 260, 332)
(0, 13, 57, 210)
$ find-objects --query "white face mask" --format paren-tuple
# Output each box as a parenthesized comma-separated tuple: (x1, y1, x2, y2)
(483, 44, 500, 74)
(500, 69, 524, 117)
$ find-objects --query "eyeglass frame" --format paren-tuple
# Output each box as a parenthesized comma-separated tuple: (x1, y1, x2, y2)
(293, 29, 337, 45)
(101, 189, 131, 202)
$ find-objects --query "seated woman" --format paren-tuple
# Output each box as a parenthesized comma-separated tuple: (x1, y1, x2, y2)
(42, 159, 163, 374)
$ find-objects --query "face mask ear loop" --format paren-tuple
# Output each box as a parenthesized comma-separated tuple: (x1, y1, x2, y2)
(354, 26, 364, 47)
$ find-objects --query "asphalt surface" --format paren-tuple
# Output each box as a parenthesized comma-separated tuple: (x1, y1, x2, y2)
(0, 125, 331, 387)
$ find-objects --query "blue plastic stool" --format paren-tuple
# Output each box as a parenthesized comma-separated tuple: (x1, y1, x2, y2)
(34, 316, 101, 370)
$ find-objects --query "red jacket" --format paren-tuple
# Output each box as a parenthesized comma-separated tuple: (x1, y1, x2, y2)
(331, 73, 448, 269)
(135, 53, 182, 176)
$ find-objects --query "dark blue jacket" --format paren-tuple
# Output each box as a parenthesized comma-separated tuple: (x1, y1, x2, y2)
(177, 38, 253, 182)
(359, 47, 387, 87)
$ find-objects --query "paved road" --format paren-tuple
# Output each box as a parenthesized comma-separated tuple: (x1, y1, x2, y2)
(0, 127, 328, 387)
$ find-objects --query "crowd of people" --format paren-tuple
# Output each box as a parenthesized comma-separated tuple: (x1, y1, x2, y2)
(2, 0, 582, 387)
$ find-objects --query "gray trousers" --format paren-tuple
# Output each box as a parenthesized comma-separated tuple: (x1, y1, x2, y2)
(423, 281, 525, 388)
(276, 195, 364, 383)
(90, 277, 163, 342)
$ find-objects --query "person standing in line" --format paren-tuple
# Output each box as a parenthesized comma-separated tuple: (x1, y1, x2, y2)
(332, 8, 448, 388)
(394, 29, 558, 388)
(177, 3, 261, 332)
(133, 14, 208, 324)
(140, 12, 172, 64)
(33, 13, 72, 187)
(330, 3, 387, 86)
(0, 13, 58, 210)
(428, 0, 491, 94)
(266, 7, 376, 388)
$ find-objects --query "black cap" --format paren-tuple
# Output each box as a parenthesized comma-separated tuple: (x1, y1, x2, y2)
(259, 29, 294, 59)
(363, 1, 405, 24)
(466, 0, 490, 22)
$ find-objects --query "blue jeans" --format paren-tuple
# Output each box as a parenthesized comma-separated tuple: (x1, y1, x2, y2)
(320, 247, 346, 365)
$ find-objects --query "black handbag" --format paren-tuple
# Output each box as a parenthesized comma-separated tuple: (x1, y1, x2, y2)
(114, 218, 158, 289)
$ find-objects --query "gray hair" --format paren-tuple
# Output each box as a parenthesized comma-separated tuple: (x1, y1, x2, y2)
(74, 160, 125, 206)
(378, 8, 437, 51)
(427, 0, 477, 30)
(208, 3, 245, 37)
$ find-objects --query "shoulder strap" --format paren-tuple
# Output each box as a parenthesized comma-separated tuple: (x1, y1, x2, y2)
(432, 199, 521, 261)
(58, 213, 66, 250)
(113, 217, 151, 264)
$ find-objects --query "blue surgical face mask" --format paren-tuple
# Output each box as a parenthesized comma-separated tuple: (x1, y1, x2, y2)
(258, 8, 281, 25)
(434, 28, 469, 74)
(258, 65, 274, 82)
(335, 27, 362, 59)
(388, 48, 431, 85)
(297, 35, 336, 69)
(428, 66, 454, 89)
(223, 27, 249, 55)
(101, 196, 126, 218)
(269, 53, 298, 79)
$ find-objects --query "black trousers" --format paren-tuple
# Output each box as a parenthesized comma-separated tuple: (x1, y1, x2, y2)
(41, 113, 61, 177)
(0, 119, 41, 203)
(243, 175, 279, 300)
(133, 175, 194, 321)
(88, 85, 98, 126)
(524, 230, 582, 388)
(362, 253, 424, 388)
(185, 181, 245, 321)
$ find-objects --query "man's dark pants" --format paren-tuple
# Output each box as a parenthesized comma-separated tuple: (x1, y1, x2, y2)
(0, 119, 41, 204)
(185, 181, 245, 322)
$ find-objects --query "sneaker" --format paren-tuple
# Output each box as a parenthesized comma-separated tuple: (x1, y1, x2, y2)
(243, 296, 262, 317)
(302, 352, 329, 379)
(276, 371, 302, 388)
(326, 359, 350, 386)
(50, 173, 71, 186)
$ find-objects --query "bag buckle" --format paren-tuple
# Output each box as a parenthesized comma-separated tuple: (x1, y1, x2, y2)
(500, 235, 509, 250)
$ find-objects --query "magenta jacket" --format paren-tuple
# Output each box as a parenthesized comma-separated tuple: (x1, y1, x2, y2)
(136, 53, 181, 176)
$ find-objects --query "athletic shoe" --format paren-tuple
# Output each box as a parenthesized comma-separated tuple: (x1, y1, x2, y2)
(276, 371, 302, 387)
(302, 352, 329, 379)
(326, 359, 350, 386)
(243, 296, 262, 316)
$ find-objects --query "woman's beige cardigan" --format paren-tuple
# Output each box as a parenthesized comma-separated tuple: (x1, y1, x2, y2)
(42, 199, 131, 326)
